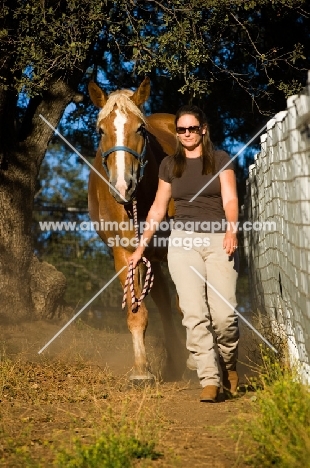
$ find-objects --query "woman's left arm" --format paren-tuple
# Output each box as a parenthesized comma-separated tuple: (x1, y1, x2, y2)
(219, 169, 239, 255)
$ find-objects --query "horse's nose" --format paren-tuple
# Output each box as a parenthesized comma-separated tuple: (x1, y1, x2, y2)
(110, 174, 138, 204)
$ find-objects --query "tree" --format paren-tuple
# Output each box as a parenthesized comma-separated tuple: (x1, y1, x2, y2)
(33, 144, 123, 311)
(0, 0, 109, 320)
(0, 0, 309, 321)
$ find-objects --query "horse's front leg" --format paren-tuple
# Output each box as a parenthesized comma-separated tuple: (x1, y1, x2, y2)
(113, 248, 154, 382)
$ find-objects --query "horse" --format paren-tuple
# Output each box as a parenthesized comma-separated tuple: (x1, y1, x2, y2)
(88, 77, 185, 382)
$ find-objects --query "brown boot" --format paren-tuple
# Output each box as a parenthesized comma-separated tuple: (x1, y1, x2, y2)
(200, 385, 219, 403)
(222, 370, 239, 396)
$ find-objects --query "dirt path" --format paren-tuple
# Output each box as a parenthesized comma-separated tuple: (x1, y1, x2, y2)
(0, 313, 257, 467)
(157, 384, 253, 467)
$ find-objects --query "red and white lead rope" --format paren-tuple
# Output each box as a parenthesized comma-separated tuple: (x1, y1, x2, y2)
(122, 201, 154, 313)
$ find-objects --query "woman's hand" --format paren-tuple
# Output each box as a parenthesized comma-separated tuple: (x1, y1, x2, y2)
(223, 231, 238, 256)
(126, 180, 172, 269)
(127, 248, 144, 269)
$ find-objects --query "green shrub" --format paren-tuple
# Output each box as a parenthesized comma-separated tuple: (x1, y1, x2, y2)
(246, 355, 310, 467)
(55, 423, 161, 468)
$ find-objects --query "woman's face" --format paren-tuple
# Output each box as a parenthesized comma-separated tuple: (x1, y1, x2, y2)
(176, 114, 206, 151)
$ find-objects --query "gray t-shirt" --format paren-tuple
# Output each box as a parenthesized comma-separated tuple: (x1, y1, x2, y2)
(158, 150, 234, 233)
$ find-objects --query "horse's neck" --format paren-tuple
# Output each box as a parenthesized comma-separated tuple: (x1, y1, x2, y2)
(145, 113, 176, 156)
(133, 128, 173, 221)
(145, 131, 169, 167)
(123, 114, 176, 222)
(133, 144, 158, 220)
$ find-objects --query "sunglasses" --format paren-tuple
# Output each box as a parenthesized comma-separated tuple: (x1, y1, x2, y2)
(176, 125, 202, 134)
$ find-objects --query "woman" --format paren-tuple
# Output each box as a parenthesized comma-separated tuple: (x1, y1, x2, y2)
(129, 105, 239, 403)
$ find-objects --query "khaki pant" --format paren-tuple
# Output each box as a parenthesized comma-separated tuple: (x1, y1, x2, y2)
(167, 230, 239, 387)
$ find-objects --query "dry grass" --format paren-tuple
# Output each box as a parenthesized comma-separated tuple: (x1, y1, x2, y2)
(0, 354, 170, 467)
(0, 316, 261, 468)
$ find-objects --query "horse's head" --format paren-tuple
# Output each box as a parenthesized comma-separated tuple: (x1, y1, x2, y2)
(88, 78, 151, 204)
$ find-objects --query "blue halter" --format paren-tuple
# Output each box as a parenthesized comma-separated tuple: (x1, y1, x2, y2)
(100, 131, 148, 184)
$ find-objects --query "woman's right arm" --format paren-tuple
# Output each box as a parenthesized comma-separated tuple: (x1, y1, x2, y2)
(128, 179, 172, 268)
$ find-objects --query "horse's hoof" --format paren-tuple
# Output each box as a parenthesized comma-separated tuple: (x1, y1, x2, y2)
(130, 378, 155, 388)
(129, 371, 156, 387)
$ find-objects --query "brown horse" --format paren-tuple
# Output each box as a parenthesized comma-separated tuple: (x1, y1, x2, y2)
(88, 77, 184, 382)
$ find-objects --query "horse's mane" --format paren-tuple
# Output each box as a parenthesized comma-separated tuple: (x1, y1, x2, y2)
(97, 89, 146, 126)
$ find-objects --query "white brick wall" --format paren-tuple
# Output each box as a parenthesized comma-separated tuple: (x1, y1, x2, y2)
(244, 71, 310, 384)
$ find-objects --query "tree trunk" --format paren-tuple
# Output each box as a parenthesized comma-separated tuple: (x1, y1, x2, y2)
(0, 79, 82, 322)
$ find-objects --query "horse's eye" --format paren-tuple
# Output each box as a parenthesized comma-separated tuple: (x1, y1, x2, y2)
(98, 128, 104, 136)
(137, 125, 145, 135)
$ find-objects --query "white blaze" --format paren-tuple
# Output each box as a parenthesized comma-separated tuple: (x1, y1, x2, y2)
(114, 109, 128, 197)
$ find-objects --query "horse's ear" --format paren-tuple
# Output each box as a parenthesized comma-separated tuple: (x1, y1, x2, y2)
(131, 77, 150, 107)
(88, 81, 108, 108)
